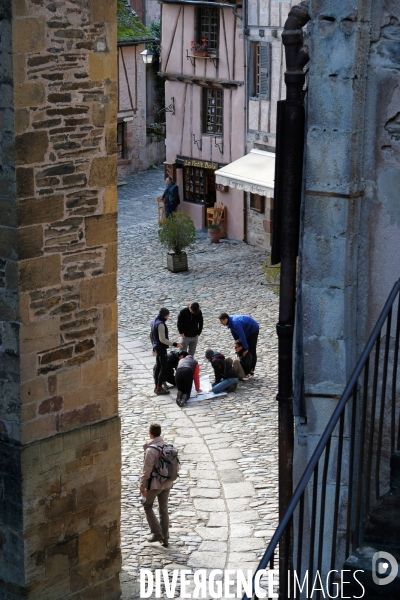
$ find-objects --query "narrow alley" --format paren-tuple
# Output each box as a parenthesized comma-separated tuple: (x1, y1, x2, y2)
(118, 167, 280, 598)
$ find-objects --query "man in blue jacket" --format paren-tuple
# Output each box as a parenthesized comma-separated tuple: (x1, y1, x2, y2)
(219, 312, 260, 375)
(162, 176, 180, 217)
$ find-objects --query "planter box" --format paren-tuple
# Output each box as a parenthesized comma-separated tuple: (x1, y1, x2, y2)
(167, 252, 188, 273)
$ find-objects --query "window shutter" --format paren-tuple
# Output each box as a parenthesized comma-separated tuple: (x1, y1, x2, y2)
(259, 42, 271, 99)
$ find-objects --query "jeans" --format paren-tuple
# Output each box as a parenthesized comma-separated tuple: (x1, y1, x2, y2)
(180, 335, 198, 356)
(143, 488, 171, 540)
(154, 349, 167, 387)
(212, 377, 238, 394)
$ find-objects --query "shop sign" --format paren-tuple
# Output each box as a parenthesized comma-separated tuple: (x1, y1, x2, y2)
(183, 159, 218, 170)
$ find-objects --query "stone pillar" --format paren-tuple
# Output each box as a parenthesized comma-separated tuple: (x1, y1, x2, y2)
(0, 2, 120, 598)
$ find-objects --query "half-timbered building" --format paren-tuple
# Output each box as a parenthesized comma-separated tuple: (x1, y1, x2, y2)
(160, 0, 294, 246)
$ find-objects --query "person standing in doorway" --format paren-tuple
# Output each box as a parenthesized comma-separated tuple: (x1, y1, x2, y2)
(177, 302, 203, 356)
(219, 312, 260, 375)
(163, 176, 180, 217)
(151, 308, 182, 395)
(140, 423, 174, 547)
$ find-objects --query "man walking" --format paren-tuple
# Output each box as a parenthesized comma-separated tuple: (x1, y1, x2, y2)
(151, 308, 181, 395)
(205, 349, 239, 394)
(162, 176, 180, 217)
(140, 423, 173, 547)
(219, 312, 260, 374)
(177, 302, 203, 356)
(232, 340, 253, 381)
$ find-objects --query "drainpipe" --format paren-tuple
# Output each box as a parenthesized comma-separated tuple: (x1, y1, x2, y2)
(242, 0, 248, 242)
(271, 1, 310, 593)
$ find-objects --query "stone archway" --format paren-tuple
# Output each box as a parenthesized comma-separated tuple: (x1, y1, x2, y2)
(0, 2, 121, 598)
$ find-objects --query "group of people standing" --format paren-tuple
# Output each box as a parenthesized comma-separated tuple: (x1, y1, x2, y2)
(150, 303, 260, 407)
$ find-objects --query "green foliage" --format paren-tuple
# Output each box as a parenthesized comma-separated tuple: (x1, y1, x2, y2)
(207, 223, 221, 229)
(262, 256, 280, 296)
(117, 0, 153, 42)
(158, 213, 196, 255)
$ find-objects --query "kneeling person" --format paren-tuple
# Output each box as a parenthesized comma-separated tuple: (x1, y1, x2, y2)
(233, 340, 253, 380)
(175, 351, 202, 407)
(205, 349, 239, 394)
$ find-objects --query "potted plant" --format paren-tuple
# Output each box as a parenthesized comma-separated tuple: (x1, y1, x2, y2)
(158, 212, 196, 272)
(191, 39, 208, 57)
(208, 222, 221, 244)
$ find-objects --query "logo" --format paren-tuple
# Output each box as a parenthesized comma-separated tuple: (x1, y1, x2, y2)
(372, 551, 398, 586)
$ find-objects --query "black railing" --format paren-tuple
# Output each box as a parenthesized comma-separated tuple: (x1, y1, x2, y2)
(244, 279, 400, 599)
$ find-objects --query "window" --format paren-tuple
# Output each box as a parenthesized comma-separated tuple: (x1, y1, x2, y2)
(117, 121, 126, 159)
(198, 8, 219, 51)
(184, 166, 216, 206)
(250, 42, 271, 99)
(203, 88, 223, 135)
(250, 193, 266, 213)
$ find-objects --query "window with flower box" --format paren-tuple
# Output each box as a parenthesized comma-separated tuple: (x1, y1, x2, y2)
(197, 7, 219, 52)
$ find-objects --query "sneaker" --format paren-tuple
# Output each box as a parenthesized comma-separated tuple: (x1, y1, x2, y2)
(147, 534, 164, 543)
(162, 539, 169, 548)
(242, 374, 254, 382)
(181, 393, 189, 405)
(155, 388, 170, 395)
(162, 382, 170, 391)
(227, 383, 238, 393)
(176, 391, 185, 407)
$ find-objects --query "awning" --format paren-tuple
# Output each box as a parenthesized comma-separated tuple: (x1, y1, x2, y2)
(215, 149, 275, 197)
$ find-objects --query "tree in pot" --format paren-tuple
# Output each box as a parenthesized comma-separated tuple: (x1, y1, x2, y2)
(158, 212, 196, 272)
(208, 222, 221, 244)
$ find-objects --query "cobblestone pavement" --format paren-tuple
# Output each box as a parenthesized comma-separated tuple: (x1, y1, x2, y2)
(118, 167, 279, 598)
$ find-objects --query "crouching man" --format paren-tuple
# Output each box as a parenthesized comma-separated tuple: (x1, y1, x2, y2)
(205, 349, 239, 393)
(140, 423, 174, 547)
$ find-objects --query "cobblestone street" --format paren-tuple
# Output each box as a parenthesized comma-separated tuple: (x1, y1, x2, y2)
(118, 167, 280, 598)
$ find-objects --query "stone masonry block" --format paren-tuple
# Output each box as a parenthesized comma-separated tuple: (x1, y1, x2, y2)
(17, 226, 43, 260)
(80, 273, 116, 309)
(19, 254, 61, 292)
(303, 231, 358, 289)
(103, 186, 117, 214)
(88, 53, 117, 83)
(90, 0, 117, 23)
(101, 304, 117, 334)
(15, 131, 48, 165)
(13, 18, 46, 53)
(14, 83, 45, 109)
(303, 335, 348, 394)
(0, 226, 17, 260)
(79, 527, 107, 564)
(20, 318, 60, 354)
(16, 167, 34, 198)
(17, 195, 65, 227)
(76, 476, 109, 509)
(89, 156, 117, 188)
(105, 242, 117, 274)
(21, 414, 57, 444)
(85, 213, 117, 247)
(302, 284, 357, 340)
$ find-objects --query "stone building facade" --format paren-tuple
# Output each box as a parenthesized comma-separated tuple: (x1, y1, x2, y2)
(0, 1, 121, 598)
(117, 0, 165, 177)
(294, 0, 400, 576)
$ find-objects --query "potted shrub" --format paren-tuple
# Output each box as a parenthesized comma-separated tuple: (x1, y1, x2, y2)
(158, 212, 196, 272)
(208, 222, 221, 244)
(191, 39, 208, 57)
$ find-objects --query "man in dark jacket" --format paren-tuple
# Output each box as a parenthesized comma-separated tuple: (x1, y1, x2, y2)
(162, 176, 180, 217)
(177, 302, 203, 356)
(205, 349, 238, 394)
(151, 308, 182, 395)
(219, 312, 260, 374)
(152, 350, 180, 389)
(232, 340, 253, 381)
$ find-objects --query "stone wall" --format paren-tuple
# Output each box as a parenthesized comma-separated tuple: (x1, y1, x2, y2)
(245, 192, 274, 250)
(0, 1, 121, 598)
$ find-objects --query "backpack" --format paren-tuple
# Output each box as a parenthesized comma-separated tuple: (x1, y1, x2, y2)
(149, 443, 180, 486)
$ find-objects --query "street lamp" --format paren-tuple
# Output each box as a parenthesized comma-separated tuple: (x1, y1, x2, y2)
(140, 49, 155, 65)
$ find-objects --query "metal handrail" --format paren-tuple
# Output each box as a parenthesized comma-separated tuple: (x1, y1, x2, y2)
(244, 278, 400, 599)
